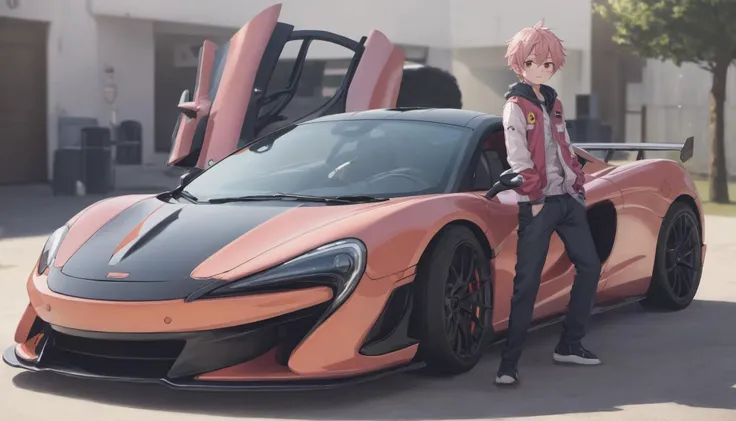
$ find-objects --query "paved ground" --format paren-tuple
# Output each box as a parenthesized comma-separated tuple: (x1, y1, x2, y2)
(1, 185, 735, 420)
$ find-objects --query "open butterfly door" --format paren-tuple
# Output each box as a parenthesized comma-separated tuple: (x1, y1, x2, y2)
(167, 40, 217, 167)
(167, 4, 283, 169)
(345, 30, 405, 112)
(166, 3, 405, 170)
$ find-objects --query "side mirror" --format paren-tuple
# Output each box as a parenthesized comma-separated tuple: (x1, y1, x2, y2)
(498, 168, 524, 188)
(179, 167, 203, 188)
(485, 169, 524, 200)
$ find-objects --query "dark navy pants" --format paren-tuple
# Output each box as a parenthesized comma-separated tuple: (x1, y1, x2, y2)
(500, 194, 602, 368)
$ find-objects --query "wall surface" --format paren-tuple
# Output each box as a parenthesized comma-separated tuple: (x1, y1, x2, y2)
(633, 59, 736, 176)
(449, 0, 593, 51)
(450, 0, 592, 116)
(90, 0, 592, 51)
(452, 46, 587, 118)
(1, 0, 101, 177)
(90, 0, 455, 48)
(96, 17, 155, 165)
(2, 0, 596, 180)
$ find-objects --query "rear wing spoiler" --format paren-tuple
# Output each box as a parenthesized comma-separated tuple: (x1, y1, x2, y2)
(574, 136, 694, 163)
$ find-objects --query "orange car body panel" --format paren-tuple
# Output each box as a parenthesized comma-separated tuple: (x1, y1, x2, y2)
(10, 152, 703, 382)
(26, 269, 333, 334)
(199, 273, 419, 381)
(14, 304, 38, 344)
(196, 4, 281, 169)
(595, 158, 704, 300)
(287, 274, 417, 376)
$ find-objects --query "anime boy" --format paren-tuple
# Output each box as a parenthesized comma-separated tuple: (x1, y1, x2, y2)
(496, 20, 603, 387)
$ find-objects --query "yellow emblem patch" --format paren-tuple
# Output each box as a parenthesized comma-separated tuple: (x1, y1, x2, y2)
(527, 111, 536, 125)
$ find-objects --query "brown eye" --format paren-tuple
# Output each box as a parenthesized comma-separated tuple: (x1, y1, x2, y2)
(544, 62, 553, 69)
(525, 61, 533, 67)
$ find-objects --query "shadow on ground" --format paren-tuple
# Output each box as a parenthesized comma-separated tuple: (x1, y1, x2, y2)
(10, 300, 736, 419)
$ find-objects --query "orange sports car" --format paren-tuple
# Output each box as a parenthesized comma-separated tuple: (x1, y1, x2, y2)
(5, 4, 705, 391)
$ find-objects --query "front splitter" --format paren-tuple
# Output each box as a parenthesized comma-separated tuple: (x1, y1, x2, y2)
(3, 346, 425, 392)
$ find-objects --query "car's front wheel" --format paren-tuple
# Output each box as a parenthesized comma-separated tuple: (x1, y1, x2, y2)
(413, 225, 494, 375)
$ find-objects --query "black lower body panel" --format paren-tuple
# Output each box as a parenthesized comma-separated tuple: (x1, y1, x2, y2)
(3, 345, 425, 391)
(4, 304, 425, 391)
(27, 321, 280, 380)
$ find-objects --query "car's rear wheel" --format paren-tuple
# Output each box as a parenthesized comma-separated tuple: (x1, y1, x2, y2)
(642, 202, 703, 310)
(413, 225, 494, 375)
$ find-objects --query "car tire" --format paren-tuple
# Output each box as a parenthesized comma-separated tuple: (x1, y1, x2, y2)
(413, 225, 494, 375)
(642, 202, 703, 310)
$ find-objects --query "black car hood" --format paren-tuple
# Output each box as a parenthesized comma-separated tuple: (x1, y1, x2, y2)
(61, 197, 300, 284)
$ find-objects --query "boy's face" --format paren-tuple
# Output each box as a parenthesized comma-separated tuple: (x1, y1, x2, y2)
(521, 51, 555, 85)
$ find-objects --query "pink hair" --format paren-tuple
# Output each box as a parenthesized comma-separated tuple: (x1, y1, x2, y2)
(505, 19, 566, 77)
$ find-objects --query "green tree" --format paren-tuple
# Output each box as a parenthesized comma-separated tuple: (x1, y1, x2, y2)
(595, 0, 733, 203)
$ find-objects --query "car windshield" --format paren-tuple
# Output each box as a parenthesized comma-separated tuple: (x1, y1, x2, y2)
(183, 119, 472, 202)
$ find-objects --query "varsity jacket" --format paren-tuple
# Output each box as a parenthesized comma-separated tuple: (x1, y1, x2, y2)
(502, 82, 585, 204)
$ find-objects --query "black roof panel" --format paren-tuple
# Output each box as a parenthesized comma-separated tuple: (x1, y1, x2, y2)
(303, 108, 499, 128)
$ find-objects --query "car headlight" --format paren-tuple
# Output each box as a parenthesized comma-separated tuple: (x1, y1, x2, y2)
(37, 226, 69, 275)
(202, 239, 367, 309)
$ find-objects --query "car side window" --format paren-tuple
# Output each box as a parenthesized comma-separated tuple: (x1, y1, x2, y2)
(472, 151, 493, 191)
(483, 149, 505, 186)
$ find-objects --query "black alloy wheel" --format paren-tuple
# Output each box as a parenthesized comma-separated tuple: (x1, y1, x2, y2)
(414, 225, 494, 375)
(444, 242, 492, 359)
(664, 210, 700, 299)
(644, 202, 703, 310)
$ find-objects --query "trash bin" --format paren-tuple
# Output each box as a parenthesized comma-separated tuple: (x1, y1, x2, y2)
(58, 117, 99, 148)
(568, 118, 602, 144)
(52, 117, 99, 196)
(116, 120, 143, 165)
(81, 127, 114, 194)
(52, 148, 83, 196)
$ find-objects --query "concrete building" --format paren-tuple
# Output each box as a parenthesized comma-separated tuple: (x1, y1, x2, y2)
(1, 0, 596, 185)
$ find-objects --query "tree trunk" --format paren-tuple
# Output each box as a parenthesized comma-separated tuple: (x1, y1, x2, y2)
(709, 58, 730, 203)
